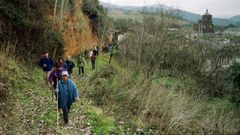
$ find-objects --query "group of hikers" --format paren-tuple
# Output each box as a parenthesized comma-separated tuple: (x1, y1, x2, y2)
(38, 46, 101, 127)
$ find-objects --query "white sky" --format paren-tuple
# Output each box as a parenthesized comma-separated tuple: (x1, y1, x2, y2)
(99, 0, 240, 18)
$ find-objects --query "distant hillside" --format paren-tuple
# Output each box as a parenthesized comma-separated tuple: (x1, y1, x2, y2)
(101, 2, 240, 26)
(176, 10, 235, 26)
(213, 18, 235, 26)
(175, 10, 201, 22)
(99, 2, 118, 9)
(230, 15, 240, 23)
(100, 2, 170, 12)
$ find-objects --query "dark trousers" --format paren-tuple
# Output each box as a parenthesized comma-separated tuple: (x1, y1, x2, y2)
(62, 105, 71, 124)
(78, 67, 84, 75)
(91, 61, 96, 70)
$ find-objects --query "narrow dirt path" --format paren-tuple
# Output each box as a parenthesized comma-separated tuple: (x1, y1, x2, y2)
(4, 67, 92, 134)
(1, 54, 110, 135)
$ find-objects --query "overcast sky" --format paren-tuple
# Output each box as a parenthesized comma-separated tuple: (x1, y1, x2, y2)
(99, 0, 240, 18)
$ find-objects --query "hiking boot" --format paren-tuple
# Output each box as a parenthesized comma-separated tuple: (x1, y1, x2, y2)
(64, 122, 73, 128)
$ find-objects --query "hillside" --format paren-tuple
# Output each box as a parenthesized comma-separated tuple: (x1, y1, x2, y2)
(176, 9, 236, 26)
(231, 15, 240, 23)
(0, 53, 91, 134)
(100, 1, 170, 11)
(0, 0, 104, 59)
(101, 2, 240, 26)
(43, 0, 100, 56)
(0, 0, 112, 134)
(0, 50, 126, 134)
(1, 0, 240, 134)
(2, 45, 239, 134)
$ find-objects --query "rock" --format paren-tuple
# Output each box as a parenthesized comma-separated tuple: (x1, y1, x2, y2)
(136, 128, 144, 133)
(2, 114, 7, 117)
(119, 121, 125, 125)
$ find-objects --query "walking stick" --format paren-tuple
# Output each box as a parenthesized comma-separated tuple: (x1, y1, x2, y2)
(88, 57, 91, 69)
(56, 78, 59, 132)
(48, 82, 54, 101)
(52, 85, 54, 101)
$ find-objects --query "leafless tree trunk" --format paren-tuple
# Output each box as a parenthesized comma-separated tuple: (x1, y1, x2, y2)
(60, 0, 65, 24)
(53, 0, 58, 21)
(28, 0, 31, 11)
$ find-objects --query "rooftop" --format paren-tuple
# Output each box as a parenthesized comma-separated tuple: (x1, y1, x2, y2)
(204, 9, 211, 16)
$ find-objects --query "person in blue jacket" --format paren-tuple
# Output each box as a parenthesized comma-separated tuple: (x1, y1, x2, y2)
(38, 52, 54, 84)
(58, 71, 80, 126)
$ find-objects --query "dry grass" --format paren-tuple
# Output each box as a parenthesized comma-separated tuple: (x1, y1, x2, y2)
(0, 44, 18, 134)
(87, 57, 240, 134)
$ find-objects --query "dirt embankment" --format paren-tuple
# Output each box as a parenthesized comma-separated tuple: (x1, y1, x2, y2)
(44, 0, 99, 57)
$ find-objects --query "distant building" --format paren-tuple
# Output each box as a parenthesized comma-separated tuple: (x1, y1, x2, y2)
(193, 9, 214, 33)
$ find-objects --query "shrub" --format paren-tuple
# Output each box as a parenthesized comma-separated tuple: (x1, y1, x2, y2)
(113, 18, 133, 31)
(82, 0, 110, 40)
(87, 62, 240, 134)
(118, 14, 240, 98)
(0, 0, 64, 62)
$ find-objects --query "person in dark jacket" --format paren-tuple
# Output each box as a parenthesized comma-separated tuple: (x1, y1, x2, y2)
(90, 54, 96, 70)
(58, 71, 80, 126)
(38, 52, 54, 84)
(93, 46, 99, 56)
(58, 58, 68, 70)
(65, 56, 75, 76)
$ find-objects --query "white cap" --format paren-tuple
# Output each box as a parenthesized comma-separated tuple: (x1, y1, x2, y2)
(61, 71, 69, 76)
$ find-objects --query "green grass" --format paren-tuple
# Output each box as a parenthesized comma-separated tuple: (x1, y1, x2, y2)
(86, 107, 122, 135)
(0, 54, 84, 134)
(2, 50, 240, 134)
(82, 52, 240, 134)
(153, 77, 179, 87)
(72, 53, 126, 135)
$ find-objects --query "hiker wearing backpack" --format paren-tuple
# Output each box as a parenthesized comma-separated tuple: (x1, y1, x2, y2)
(90, 54, 96, 70)
(77, 55, 86, 75)
(65, 56, 75, 76)
(49, 62, 67, 89)
(58, 71, 80, 127)
(38, 52, 54, 84)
